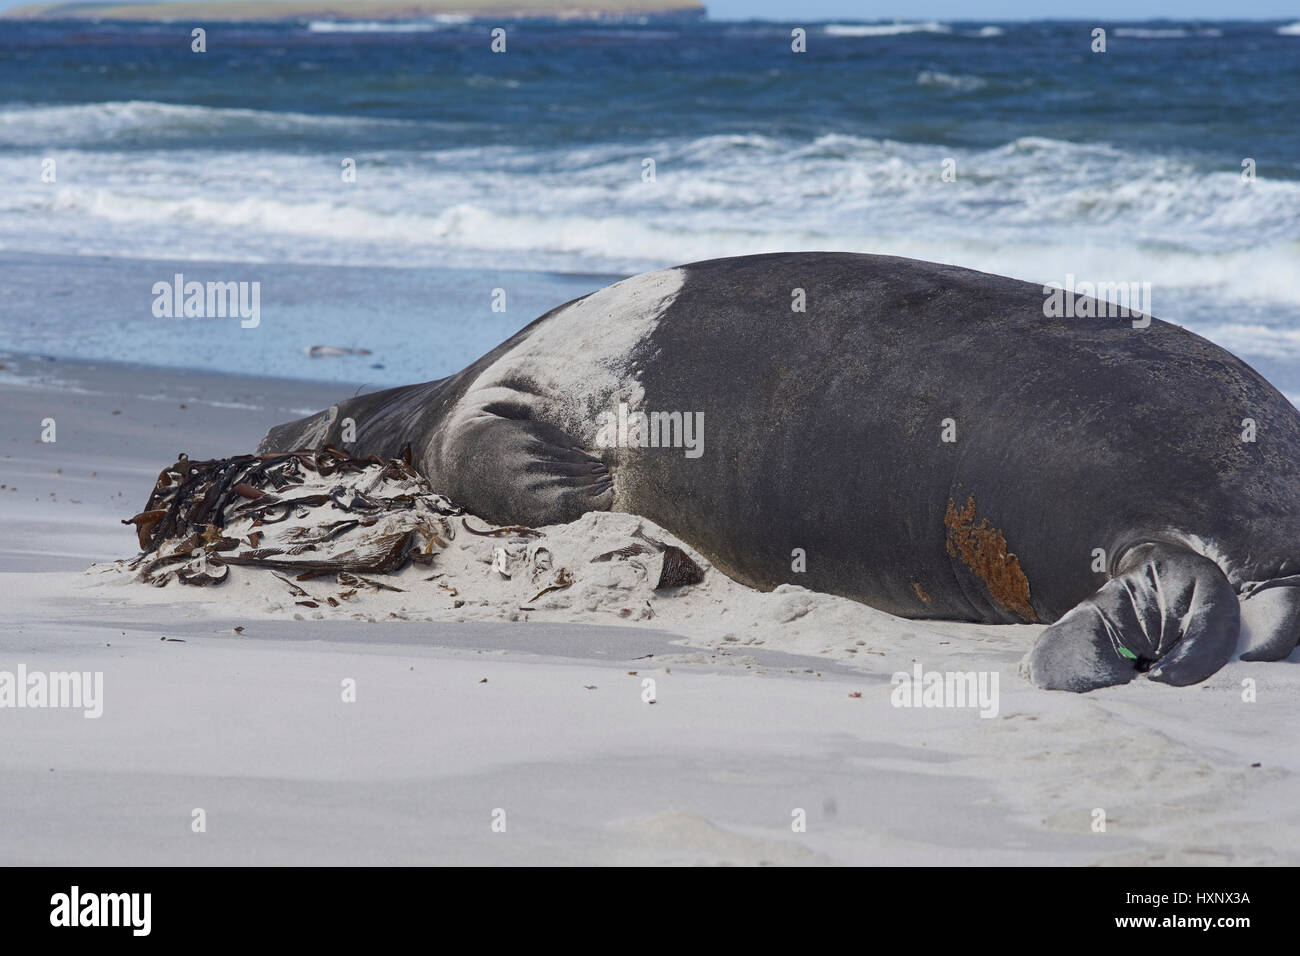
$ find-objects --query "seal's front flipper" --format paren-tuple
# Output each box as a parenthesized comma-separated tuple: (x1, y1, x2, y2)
(437, 402, 614, 528)
(1025, 543, 1239, 692)
(1239, 578, 1300, 662)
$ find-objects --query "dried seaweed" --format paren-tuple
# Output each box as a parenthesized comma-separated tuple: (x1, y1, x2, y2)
(462, 517, 543, 538)
(122, 448, 461, 587)
(121, 448, 706, 601)
(592, 525, 704, 590)
(592, 543, 654, 562)
(655, 546, 704, 590)
(529, 568, 575, 602)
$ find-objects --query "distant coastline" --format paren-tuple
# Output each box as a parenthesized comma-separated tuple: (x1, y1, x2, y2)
(1, 0, 706, 21)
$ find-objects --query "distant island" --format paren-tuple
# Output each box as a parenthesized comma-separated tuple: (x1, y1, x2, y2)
(2, 0, 706, 21)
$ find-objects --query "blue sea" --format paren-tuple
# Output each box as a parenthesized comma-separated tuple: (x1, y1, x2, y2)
(1, 17, 1298, 394)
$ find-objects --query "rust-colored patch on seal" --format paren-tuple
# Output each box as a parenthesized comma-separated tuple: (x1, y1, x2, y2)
(944, 494, 1038, 623)
(912, 581, 932, 604)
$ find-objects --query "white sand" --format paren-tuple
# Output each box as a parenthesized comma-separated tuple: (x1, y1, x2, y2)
(2, 351, 1298, 865)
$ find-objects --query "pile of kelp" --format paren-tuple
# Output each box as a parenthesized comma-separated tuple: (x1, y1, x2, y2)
(121, 445, 707, 604)
(122, 446, 461, 587)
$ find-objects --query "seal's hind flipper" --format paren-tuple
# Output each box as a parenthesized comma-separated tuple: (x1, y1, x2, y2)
(438, 402, 614, 528)
(1239, 578, 1300, 662)
(1024, 543, 1239, 692)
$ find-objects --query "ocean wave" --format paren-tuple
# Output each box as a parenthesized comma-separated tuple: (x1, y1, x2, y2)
(1187, 323, 1300, 360)
(1113, 27, 1223, 39)
(916, 71, 987, 91)
(823, 22, 951, 37)
(1278, 22, 1300, 36)
(1, 134, 1298, 308)
(306, 18, 468, 33)
(5, 196, 1298, 319)
(0, 100, 413, 148)
(8, 196, 1299, 311)
(466, 74, 522, 89)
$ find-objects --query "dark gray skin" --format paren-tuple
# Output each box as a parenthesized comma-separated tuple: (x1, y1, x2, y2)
(259, 252, 1300, 691)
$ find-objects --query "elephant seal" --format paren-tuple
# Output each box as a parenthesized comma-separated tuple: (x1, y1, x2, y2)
(259, 252, 1300, 691)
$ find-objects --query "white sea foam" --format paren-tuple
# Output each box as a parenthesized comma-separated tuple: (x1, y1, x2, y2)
(1114, 28, 1221, 39)
(2, 129, 1299, 346)
(1276, 21, 1300, 35)
(306, 18, 467, 33)
(824, 22, 951, 37)
(916, 70, 987, 91)
(4, 132, 1296, 287)
(1184, 323, 1300, 360)
(0, 100, 413, 148)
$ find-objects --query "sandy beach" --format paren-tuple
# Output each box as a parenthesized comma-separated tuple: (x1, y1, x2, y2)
(2, 350, 1297, 866)
(3, 12, 1299, 875)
